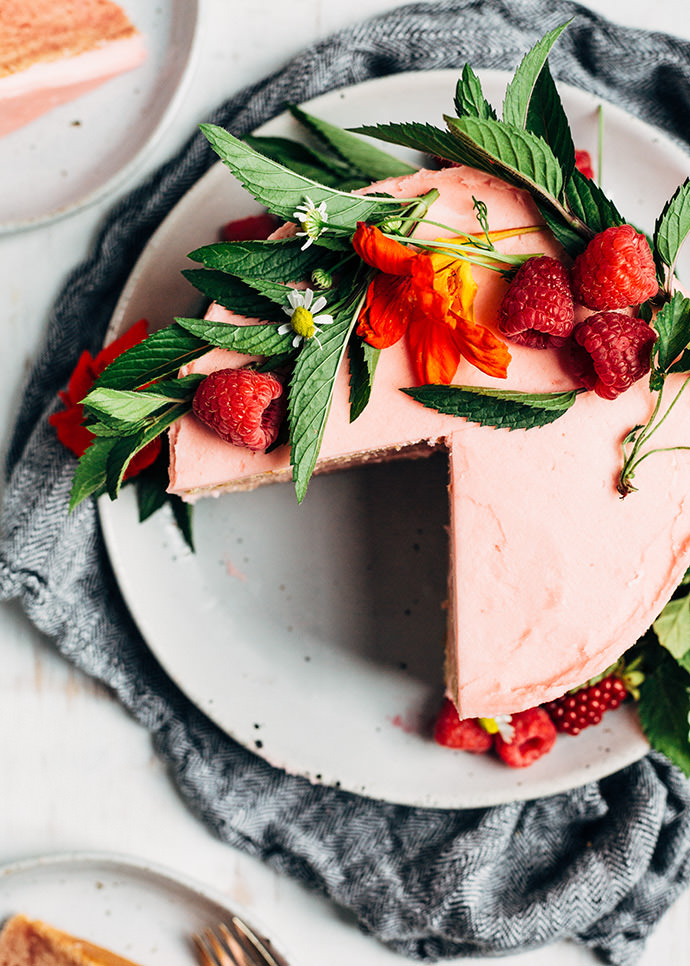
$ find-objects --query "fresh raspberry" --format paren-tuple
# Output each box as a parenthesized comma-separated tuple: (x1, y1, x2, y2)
(571, 224, 658, 310)
(220, 213, 280, 241)
(544, 675, 627, 736)
(192, 368, 285, 451)
(493, 708, 557, 768)
(575, 149, 595, 180)
(570, 311, 656, 400)
(498, 256, 575, 349)
(433, 699, 493, 752)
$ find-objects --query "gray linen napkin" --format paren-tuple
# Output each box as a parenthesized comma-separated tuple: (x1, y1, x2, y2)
(3, 1, 690, 962)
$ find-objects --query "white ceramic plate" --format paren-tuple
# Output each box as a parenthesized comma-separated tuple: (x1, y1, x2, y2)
(0, 0, 200, 233)
(0, 852, 293, 965)
(99, 70, 690, 809)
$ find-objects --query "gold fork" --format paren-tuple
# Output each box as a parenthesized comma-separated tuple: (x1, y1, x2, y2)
(194, 918, 288, 966)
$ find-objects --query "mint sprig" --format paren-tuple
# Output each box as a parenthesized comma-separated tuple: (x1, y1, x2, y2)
(454, 64, 497, 120)
(201, 123, 411, 229)
(637, 645, 690, 776)
(502, 21, 571, 129)
(401, 385, 579, 430)
(187, 237, 325, 281)
(654, 179, 690, 288)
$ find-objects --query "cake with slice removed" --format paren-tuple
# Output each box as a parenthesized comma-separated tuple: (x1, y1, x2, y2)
(0, 915, 142, 966)
(0, 0, 146, 138)
(167, 164, 690, 721)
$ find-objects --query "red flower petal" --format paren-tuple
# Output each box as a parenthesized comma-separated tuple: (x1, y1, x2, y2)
(353, 222, 419, 277)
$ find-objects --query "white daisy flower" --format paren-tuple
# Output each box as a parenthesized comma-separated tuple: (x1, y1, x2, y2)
(278, 288, 334, 348)
(493, 714, 515, 743)
(293, 196, 329, 249)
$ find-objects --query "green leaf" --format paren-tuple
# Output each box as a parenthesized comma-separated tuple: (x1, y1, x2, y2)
(348, 338, 380, 422)
(653, 291, 690, 372)
(94, 325, 209, 392)
(171, 495, 195, 552)
(289, 301, 363, 501)
(187, 237, 323, 281)
(290, 105, 417, 180)
(401, 384, 578, 430)
(502, 21, 570, 129)
(136, 456, 169, 522)
(104, 402, 191, 500)
(200, 123, 409, 228)
(243, 134, 365, 189)
(351, 121, 465, 164)
(524, 63, 575, 179)
(669, 348, 690, 374)
(564, 168, 623, 235)
(653, 592, 690, 673)
(69, 437, 114, 509)
(181, 270, 289, 321)
(175, 316, 293, 357)
(637, 646, 690, 776)
(535, 201, 587, 256)
(654, 179, 690, 275)
(444, 115, 563, 200)
(454, 64, 497, 120)
(83, 388, 173, 425)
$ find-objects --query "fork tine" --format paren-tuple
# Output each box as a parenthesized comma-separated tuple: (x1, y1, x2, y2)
(219, 922, 266, 966)
(224, 918, 284, 966)
(194, 928, 238, 966)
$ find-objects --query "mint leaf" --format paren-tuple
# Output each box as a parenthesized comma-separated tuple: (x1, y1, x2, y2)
(653, 291, 690, 372)
(348, 338, 380, 422)
(69, 437, 115, 508)
(444, 115, 563, 200)
(502, 21, 570, 129)
(536, 202, 587, 256)
(654, 179, 690, 276)
(653, 592, 690, 673)
(351, 121, 465, 163)
(564, 168, 623, 235)
(244, 134, 365, 189)
(289, 105, 417, 181)
(454, 64, 497, 120)
(94, 325, 208, 392)
(83, 388, 175, 427)
(669, 348, 690, 374)
(525, 63, 575, 179)
(289, 302, 362, 501)
(201, 123, 409, 228)
(136, 456, 169, 521)
(175, 316, 293, 357)
(401, 384, 578, 429)
(187, 237, 323, 281)
(182, 269, 288, 321)
(637, 646, 690, 776)
(171, 495, 195, 552)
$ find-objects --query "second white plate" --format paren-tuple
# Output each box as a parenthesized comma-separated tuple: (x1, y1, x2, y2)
(99, 70, 689, 809)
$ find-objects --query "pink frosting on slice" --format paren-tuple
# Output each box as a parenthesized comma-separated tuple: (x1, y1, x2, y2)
(0, 34, 146, 138)
(168, 165, 690, 718)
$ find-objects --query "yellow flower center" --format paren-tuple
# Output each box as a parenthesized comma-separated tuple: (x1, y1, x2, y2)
(291, 305, 315, 339)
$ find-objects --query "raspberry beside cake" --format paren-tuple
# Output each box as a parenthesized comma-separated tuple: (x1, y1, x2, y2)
(167, 165, 690, 720)
(0, 915, 141, 966)
(0, 1, 146, 138)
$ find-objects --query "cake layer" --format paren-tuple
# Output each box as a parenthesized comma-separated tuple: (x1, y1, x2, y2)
(0, 2, 145, 137)
(168, 165, 690, 719)
(0, 915, 141, 966)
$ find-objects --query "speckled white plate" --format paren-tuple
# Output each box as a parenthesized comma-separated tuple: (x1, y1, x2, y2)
(99, 70, 690, 809)
(0, 852, 293, 965)
(0, 0, 200, 233)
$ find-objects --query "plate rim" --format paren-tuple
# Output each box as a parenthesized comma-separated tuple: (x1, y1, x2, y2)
(0, 849, 297, 965)
(98, 67, 681, 809)
(0, 0, 202, 235)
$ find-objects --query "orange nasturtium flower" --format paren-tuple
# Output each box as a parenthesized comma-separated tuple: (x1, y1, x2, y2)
(352, 222, 511, 385)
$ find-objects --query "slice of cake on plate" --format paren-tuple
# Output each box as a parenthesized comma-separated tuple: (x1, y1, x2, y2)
(0, 915, 142, 966)
(0, 0, 146, 138)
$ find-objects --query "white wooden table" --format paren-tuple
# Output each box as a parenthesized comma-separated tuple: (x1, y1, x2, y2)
(2, 1, 690, 963)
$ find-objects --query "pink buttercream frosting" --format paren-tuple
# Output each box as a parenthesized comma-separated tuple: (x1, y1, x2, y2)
(168, 165, 690, 718)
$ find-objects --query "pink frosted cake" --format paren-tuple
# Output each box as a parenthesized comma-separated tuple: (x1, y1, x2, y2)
(66, 24, 690, 769)
(167, 166, 690, 721)
(0, 0, 146, 138)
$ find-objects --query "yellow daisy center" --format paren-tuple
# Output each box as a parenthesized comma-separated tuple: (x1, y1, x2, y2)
(291, 305, 315, 339)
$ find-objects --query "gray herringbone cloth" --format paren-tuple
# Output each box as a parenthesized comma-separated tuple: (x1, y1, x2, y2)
(3, 1, 690, 962)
